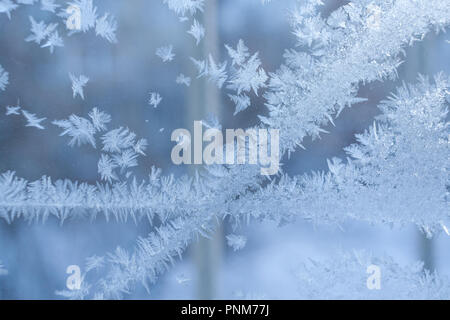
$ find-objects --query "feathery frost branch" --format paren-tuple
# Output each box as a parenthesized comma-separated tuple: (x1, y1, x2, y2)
(263, 0, 450, 153)
(229, 75, 449, 235)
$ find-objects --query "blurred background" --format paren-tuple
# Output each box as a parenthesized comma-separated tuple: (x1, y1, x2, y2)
(0, 0, 449, 299)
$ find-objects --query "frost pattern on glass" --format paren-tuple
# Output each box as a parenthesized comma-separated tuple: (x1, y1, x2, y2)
(0, 0, 449, 299)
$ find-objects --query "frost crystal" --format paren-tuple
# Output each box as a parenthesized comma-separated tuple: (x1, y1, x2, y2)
(225, 40, 267, 114)
(206, 55, 227, 89)
(148, 92, 162, 108)
(25, 17, 58, 45)
(191, 54, 228, 89)
(225, 39, 250, 67)
(134, 138, 148, 156)
(95, 14, 117, 43)
(101, 127, 137, 153)
(98, 154, 118, 182)
(175, 273, 191, 285)
(113, 149, 139, 171)
(69, 73, 89, 100)
(53, 108, 110, 148)
(226, 234, 247, 251)
(156, 45, 175, 62)
(85, 255, 105, 272)
(187, 19, 205, 45)
(190, 57, 208, 78)
(6, 105, 20, 116)
(88, 108, 111, 132)
(41, 31, 63, 53)
(53, 115, 97, 148)
(228, 94, 251, 115)
(227, 51, 268, 96)
(22, 110, 46, 130)
(176, 74, 191, 87)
